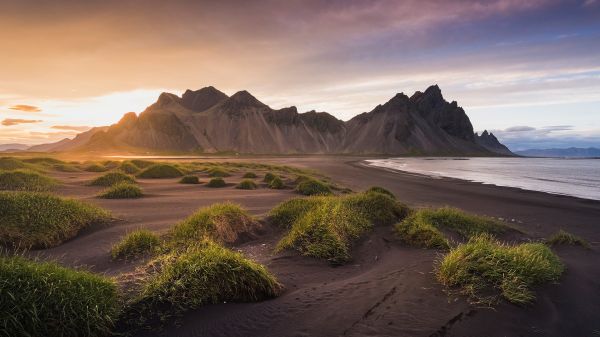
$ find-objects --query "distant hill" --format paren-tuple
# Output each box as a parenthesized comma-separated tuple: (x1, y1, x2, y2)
(29, 85, 512, 156)
(0, 143, 29, 152)
(516, 147, 600, 158)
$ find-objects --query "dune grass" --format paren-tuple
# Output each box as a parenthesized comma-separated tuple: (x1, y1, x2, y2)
(99, 182, 143, 199)
(268, 176, 285, 189)
(179, 175, 200, 184)
(545, 230, 590, 248)
(53, 163, 80, 172)
(242, 172, 257, 178)
(273, 191, 407, 264)
(0, 255, 119, 337)
(21, 157, 64, 165)
(130, 159, 155, 169)
(0, 169, 56, 192)
(111, 229, 161, 260)
(0, 157, 28, 171)
(119, 161, 140, 174)
(263, 172, 276, 183)
(437, 234, 564, 305)
(170, 202, 259, 245)
(296, 178, 332, 196)
(84, 163, 108, 172)
(366, 186, 396, 199)
(0, 191, 111, 249)
(207, 167, 231, 177)
(206, 177, 226, 187)
(237, 179, 258, 190)
(394, 213, 450, 249)
(90, 171, 136, 187)
(137, 164, 183, 179)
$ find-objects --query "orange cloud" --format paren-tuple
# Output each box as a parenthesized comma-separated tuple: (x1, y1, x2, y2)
(2, 118, 43, 126)
(51, 125, 91, 132)
(8, 104, 42, 112)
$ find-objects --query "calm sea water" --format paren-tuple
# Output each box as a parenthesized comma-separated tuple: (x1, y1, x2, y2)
(365, 157, 600, 201)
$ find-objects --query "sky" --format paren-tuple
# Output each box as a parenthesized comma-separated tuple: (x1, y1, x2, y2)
(1, 0, 599, 151)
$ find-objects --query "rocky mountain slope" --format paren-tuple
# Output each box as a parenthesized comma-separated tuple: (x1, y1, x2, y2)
(32, 85, 512, 155)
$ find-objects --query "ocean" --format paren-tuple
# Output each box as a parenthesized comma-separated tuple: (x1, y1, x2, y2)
(365, 157, 600, 201)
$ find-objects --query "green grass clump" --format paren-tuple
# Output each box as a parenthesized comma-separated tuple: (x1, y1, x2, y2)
(179, 175, 200, 184)
(437, 234, 564, 305)
(206, 177, 226, 188)
(111, 229, 161, 260)
(207, 167, 231, 177)
(263, 172, 277, 183)
(137, 164, 183, 179)
(0, 192, 111, 249)
(53, 163, 80, 172)
(130, 159, 155, 169)
(0, 157, 27, 170)
(21, 157, 64, 165)
(171, 202, 259, 244)
(545, 230, 590, 248)
(119, 161, 140, 174)
(102, 160, 120, 169)
(0, 255, 119, 337)
(242, 172, 257, 178)
(342, 191, 408, 226)
(268, 176, 285, 189)
(99, 182, 143, 199)
(237, 179, 258, 190)
(0, 169, 56, 192)
(90, 171, 136, 187)
(366, 186, 396, 199)
(128, 241, 280, 324)
(84, 163, 108, 172)
(296, 178, 332, 196)
(394, 213, 449, 249)
(268, 198, 323, 228)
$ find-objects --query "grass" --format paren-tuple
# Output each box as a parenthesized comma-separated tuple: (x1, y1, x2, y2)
(90, 171, 136, 187)
(53, 163, 80, 172)
(296, 178, 332, 196)
(237, 179, 258, 190)
(21, 157, 64, 165)
(120, 161, 141, 174)
(268, 176, 285, 189)
(206, 177, 226, 187)
(242, 172, 257, 178)
(179, 175, 200, 184)
(207, 167, 231, 177)
(0, 255, 119, 337)
(366, 186, 396, 199)
(0, 157, 28, 170)
(437, 234, 564, 305)
(0, 191, 111, 249)
(394, 213, 450, 249)
(130, 159, 155, 169)
(170, 202, 259, 244)
(111, 229, 161, 260)
(99, 182, 143, 199)
(84, 163, 108, 172)
(0, 169, 56, 192)
(263, 172, 276, 183)
(273, 192, 407, 264)
(137, 164, 183, 179)
(545, 230, 590, 248)
(125, 241, 280, 325)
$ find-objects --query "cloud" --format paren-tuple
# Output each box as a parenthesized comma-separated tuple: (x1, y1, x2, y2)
(1, 118, 43, 126)
(51, 125, 91, 132)
(487, 125, 599, 150)
(504, 126, 536, 132)
(8, 104, 41, 112)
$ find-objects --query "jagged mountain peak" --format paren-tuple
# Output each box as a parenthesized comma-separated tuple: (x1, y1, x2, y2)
(181, 86, 229, 112)
(228, 90, 266, 106)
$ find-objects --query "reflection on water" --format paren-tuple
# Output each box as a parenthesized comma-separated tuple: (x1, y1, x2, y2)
(366, 157, 600, 201)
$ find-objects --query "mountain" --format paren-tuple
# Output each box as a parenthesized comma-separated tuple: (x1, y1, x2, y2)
(31, 85, 512, 156)
(0, 143, 29, 152)
(515, 147, 600, 158)
(28, 127, 108, 152)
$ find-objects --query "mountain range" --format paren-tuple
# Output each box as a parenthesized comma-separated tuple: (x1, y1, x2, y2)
(26, 85, 511, 156)
(516, 147, 600, 158)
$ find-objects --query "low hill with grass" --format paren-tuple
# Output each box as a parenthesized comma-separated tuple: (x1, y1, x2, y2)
(137, 164, 183, 178)
(0, 169, 56, 192)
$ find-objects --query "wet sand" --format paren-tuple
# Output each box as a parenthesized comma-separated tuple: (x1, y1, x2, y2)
(38, 156, 600, 337)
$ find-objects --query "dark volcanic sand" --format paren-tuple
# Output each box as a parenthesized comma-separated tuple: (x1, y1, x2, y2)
(38, 157, 600, 337)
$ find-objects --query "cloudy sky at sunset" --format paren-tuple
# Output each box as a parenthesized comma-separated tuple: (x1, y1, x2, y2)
(1, 0, 599, 150)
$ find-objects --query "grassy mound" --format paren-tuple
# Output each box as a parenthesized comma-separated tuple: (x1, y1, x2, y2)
(0, 157, 28, 170)
(0, 192, 111, 249)
(0, 169, 56, 192)
(296, 178, 332, 196)
(207, 167, 231, 177)
(128, 241, 280, 324)
(269, 198, 323, 228)
(394, 213, 449, 249)
(90, 172, 136, 187)
(119, 161, 140, 174)
(130, 159, 155, 169)
(21, 157, 64, 165)
(99, 182, 143, 199)
(366, 186, 396, 199)
(342, 191, 408, 226)
(268, 176, 285, 189)
(111, 229, 161, 260)
(545, 230, 589, 248)
(0, 255, 119, 337)
(53, 163, 80, 172)
(171, 202, 260, 244)
(137, 164, 183, 179)
(263, 172, 276, 183)
(179, 175, 200, 184)
(437, 234, 563, 305)
(84, 163, 108, 172)
(237, 179, 258, 190)
(102, 160, 120, 169)
(206, 177, 226, 187)
(242, 172, 257, 178)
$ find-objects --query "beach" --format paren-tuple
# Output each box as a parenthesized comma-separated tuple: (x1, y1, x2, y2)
(38, 156, 600, 337)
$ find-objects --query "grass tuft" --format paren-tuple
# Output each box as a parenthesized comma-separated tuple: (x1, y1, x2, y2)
(394, 212, 449, 249)
(206, 177, 226, 188)
(84, 163, 108, 172)
(207, 167, 231, 177)
(99, 182, 143, 199)
(437, 234, 564, 305)
(0, 191, 110, 249)
(119, 161, 141, 174)
(111, 229, 161, 260)
(545, 230, 590, 248)
(0, 169, 56, 192)
(242, 172, 257, 178)
(366, 186, 396, 199)
(137, 164, 183, 179)
(237, 179, 258, 190)
(90, 171, 136, 187)
(0, 157, 28, 170)
(263, 172, 277, 183)
(179, 175, 200, 184)
(130, 159, 155, 169)
(0, 255, 119, 337)
(268, 176, 285, 189)
(296, 178, 332, 196)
